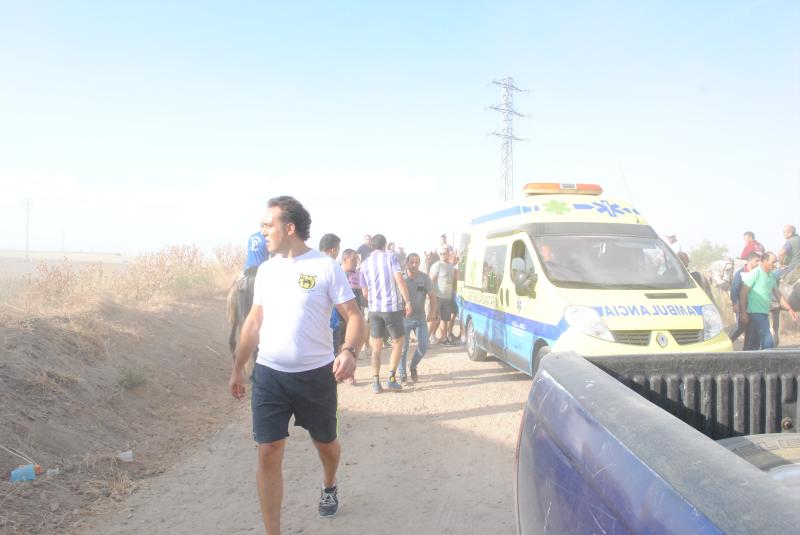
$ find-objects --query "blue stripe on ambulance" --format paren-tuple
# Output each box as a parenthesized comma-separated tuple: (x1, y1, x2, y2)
(471, 205, 539, 225)
(461, 299, 567, 371)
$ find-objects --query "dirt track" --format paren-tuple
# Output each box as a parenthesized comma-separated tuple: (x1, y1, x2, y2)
(78, 345, 532, 534)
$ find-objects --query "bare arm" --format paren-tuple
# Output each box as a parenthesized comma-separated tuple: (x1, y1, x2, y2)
(773, 288, 799, 321)
(229, 304, 263, 399)
(333, 299, 363, 381)
(739, 285, 750, 325)
(427, 290, 439, 322)
(361, 287, 369, 308)
(393, 271, 413, 317)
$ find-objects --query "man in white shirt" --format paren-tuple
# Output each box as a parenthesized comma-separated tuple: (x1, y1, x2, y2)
(229, 196, 364, 533)
(665, 232, 683, 254)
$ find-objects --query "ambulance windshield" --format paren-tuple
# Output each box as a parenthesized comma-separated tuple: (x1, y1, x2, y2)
(533, 235, 694, 289)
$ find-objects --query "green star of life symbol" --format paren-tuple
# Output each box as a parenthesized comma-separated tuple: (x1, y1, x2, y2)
(543, 200, 570, 215)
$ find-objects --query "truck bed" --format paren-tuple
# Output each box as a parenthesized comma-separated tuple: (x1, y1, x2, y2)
(515, 350, 800, 534)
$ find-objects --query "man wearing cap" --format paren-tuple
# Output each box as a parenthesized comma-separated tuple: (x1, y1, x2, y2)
(230, 226, 271, 357)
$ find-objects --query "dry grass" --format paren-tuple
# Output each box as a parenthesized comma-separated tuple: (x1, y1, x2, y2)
(25, 366, 79, 395)
(212, 242, 246, 275)
(80, 453, 136, 500)
(118, 245, 217, 301)
(5, 244, 232, 316)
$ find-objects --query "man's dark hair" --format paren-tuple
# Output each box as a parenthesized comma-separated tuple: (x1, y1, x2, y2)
(747, 251, 762, 261)
(744, 231, 755, 240)
(407, 252, 420, 263)
(762, 251, 777, 262)
(267, 196, 311, 241)
(342, 248, 358, 259)
(319, 233, 341, 252)
(371, 234, 387, 250)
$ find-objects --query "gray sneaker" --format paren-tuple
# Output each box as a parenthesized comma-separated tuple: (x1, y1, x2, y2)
(319, 485, 338, 517)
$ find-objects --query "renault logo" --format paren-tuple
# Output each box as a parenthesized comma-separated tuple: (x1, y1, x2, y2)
(656, 333, 669, 348)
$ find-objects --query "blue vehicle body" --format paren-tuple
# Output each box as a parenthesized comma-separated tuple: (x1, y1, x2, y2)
(515, 351, 800, 534)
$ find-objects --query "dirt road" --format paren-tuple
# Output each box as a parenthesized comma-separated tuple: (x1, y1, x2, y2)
(78, 345, 532, 534)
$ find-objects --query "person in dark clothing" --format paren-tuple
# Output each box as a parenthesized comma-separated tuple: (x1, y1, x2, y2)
(729, 251, 761, 344)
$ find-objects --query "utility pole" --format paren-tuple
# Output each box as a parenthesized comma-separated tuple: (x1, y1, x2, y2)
(25, 198, 31, 261)
(490, 77, 527, 201)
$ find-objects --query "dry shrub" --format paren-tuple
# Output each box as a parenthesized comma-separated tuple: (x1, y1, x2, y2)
(116, 245, 216, 301)
(23, 260, 106, 311)
(213, 242, 246, 275)
(108, 463, 134, 500)
(80, 454, 136, 500)
(9, 244, 235, 314)
(117, 368, 147, 391)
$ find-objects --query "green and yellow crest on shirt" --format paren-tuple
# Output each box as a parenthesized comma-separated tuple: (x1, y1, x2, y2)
(298, 273, 317, 290)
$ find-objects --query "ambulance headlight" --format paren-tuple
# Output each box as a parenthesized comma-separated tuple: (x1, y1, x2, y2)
(702, 304, 723, 340)
(564, 306, 614, 342)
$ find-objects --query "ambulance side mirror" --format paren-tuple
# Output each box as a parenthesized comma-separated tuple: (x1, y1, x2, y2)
(514, 271, 537, 298)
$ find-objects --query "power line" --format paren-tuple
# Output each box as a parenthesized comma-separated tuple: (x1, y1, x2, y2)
(489, 76, 528, 201)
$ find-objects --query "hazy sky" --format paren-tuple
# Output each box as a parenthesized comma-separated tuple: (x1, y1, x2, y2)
(1, 1, 798, 260)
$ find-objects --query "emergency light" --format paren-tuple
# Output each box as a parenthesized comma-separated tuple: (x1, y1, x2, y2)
(523, 183, 603, 196)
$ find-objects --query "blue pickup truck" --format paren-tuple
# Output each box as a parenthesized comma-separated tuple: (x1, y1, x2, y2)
(515, 350, 800, 534)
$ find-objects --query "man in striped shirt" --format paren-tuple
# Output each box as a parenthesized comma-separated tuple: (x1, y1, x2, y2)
(359, 234, 412, 393)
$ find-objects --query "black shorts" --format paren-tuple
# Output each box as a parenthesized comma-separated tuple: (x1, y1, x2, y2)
(438, 298, 458, 321)
(369, 310, 405, 339)
(251, 362, 338, 444)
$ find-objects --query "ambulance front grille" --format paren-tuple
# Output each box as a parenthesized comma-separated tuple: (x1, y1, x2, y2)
(612, 331, 651, 346)
(670, 329, 704, 345)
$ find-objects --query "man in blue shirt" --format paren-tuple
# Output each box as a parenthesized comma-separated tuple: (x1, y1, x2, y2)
(728, 251, 761, 344)
(241, 227, 270, 313)
(229, 227, 270, 357)
(245, 229, 269, 273)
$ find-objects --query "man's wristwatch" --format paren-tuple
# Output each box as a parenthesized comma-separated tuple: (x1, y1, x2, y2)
(341, 346, 357, 358)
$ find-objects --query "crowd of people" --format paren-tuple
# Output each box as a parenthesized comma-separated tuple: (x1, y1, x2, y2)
(724, 227, 799, 350)
(229, 198, 798, 534)
(667, 227, 800, 351)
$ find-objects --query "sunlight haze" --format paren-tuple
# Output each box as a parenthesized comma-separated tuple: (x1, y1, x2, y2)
(1, 1, 798, 261)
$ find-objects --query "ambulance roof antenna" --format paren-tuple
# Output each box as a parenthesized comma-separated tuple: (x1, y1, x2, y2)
(620, 170, 642, 224)
(489, 77, 528, 202)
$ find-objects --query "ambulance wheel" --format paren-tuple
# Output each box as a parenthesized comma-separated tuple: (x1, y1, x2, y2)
(466, 319, 487, 361)
(531, 343, 550, 375)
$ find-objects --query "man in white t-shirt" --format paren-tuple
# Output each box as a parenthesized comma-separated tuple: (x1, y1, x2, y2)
(229, 196, 364, 532)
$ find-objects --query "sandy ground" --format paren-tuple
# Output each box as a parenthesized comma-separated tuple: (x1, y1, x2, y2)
(77, 345, 532, 534)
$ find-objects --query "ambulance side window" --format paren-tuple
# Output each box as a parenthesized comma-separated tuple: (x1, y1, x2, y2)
(457, 235, 469, 283)
(482, 245, 506, 293)
(510, 240, 535, 274)
(511, 240, 536, 295)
